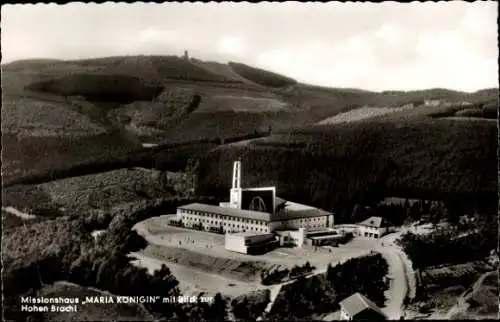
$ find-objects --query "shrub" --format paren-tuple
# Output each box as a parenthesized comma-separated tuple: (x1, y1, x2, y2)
(231, 289, 271, 321)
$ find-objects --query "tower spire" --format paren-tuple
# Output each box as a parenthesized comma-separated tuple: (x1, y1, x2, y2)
(232, 160, 241, 189)
(230, 161, 242, 209)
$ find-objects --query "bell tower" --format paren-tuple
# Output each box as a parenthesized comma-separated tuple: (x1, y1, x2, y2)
(229, 161, 242, 209)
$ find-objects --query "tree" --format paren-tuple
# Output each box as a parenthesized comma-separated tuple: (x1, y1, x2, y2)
(205, 293, 227, 321)
(429, 202, 443, 227)
(350, 204, 364, 223)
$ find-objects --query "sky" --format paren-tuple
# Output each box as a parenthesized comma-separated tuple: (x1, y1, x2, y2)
(1, 2, 498, 91)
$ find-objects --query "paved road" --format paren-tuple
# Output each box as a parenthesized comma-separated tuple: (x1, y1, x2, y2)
(376, 245, 407, 319)
(378, 230, 417, 319)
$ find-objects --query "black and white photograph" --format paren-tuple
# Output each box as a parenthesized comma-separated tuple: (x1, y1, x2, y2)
(1, 1, 498, 321)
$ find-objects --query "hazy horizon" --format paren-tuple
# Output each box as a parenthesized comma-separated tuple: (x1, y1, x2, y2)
(2, 2, 498, 92)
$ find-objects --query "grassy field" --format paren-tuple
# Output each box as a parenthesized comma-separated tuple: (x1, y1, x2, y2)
(35, 281, 154, 321)
(317, 104, 416, 124)
(190, 59, 261, 86)
(228, 61, 297, 88)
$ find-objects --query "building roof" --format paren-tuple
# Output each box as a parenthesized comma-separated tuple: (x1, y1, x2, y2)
(178, 200, 332, 223)
(228, 231, 273, 237)
(275, 197, 287, 208)
(272, 201, 332, 221)
(178, 203, 272, 222)
(309, 234, 343, 240)
(358, 216, 391, 228)
(339, 293, 387, 318)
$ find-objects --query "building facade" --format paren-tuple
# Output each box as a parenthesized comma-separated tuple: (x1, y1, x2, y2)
(355, 216, 390, 239)
(176, 204, 271, 233)
(224, 232, 277, 254)
(173, 161, 334, 245)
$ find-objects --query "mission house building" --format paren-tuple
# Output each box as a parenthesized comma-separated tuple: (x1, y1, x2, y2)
(177, 200, 333, 234)
(174, 161, 334, 235)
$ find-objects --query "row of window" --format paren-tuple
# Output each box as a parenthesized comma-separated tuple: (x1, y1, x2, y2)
(290, 217, 325, 223)
(181, 210, 266, 226)
(187, 219, 268, 233)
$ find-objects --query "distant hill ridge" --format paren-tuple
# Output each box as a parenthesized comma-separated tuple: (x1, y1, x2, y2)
(3, 55, 498, 95)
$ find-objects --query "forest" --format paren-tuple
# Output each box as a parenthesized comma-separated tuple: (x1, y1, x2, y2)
(396, 214, 497, 270)
(198, 118, 497, 223)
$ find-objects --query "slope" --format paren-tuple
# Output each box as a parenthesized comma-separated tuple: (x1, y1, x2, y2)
(198, 118, 497, 221)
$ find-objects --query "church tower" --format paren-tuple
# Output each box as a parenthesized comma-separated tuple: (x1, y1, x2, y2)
(229, 161, 242, 209)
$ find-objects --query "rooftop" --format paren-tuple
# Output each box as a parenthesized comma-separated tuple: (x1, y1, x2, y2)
(228, 231, 274, 237)
(358, 216, 391, 228)
(272, 200, 332, 221)
(339, 293, 387, 318)
(275, 196, 286, 207)
(180, 198, 332, 222)
(309, 234, 343, 240)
